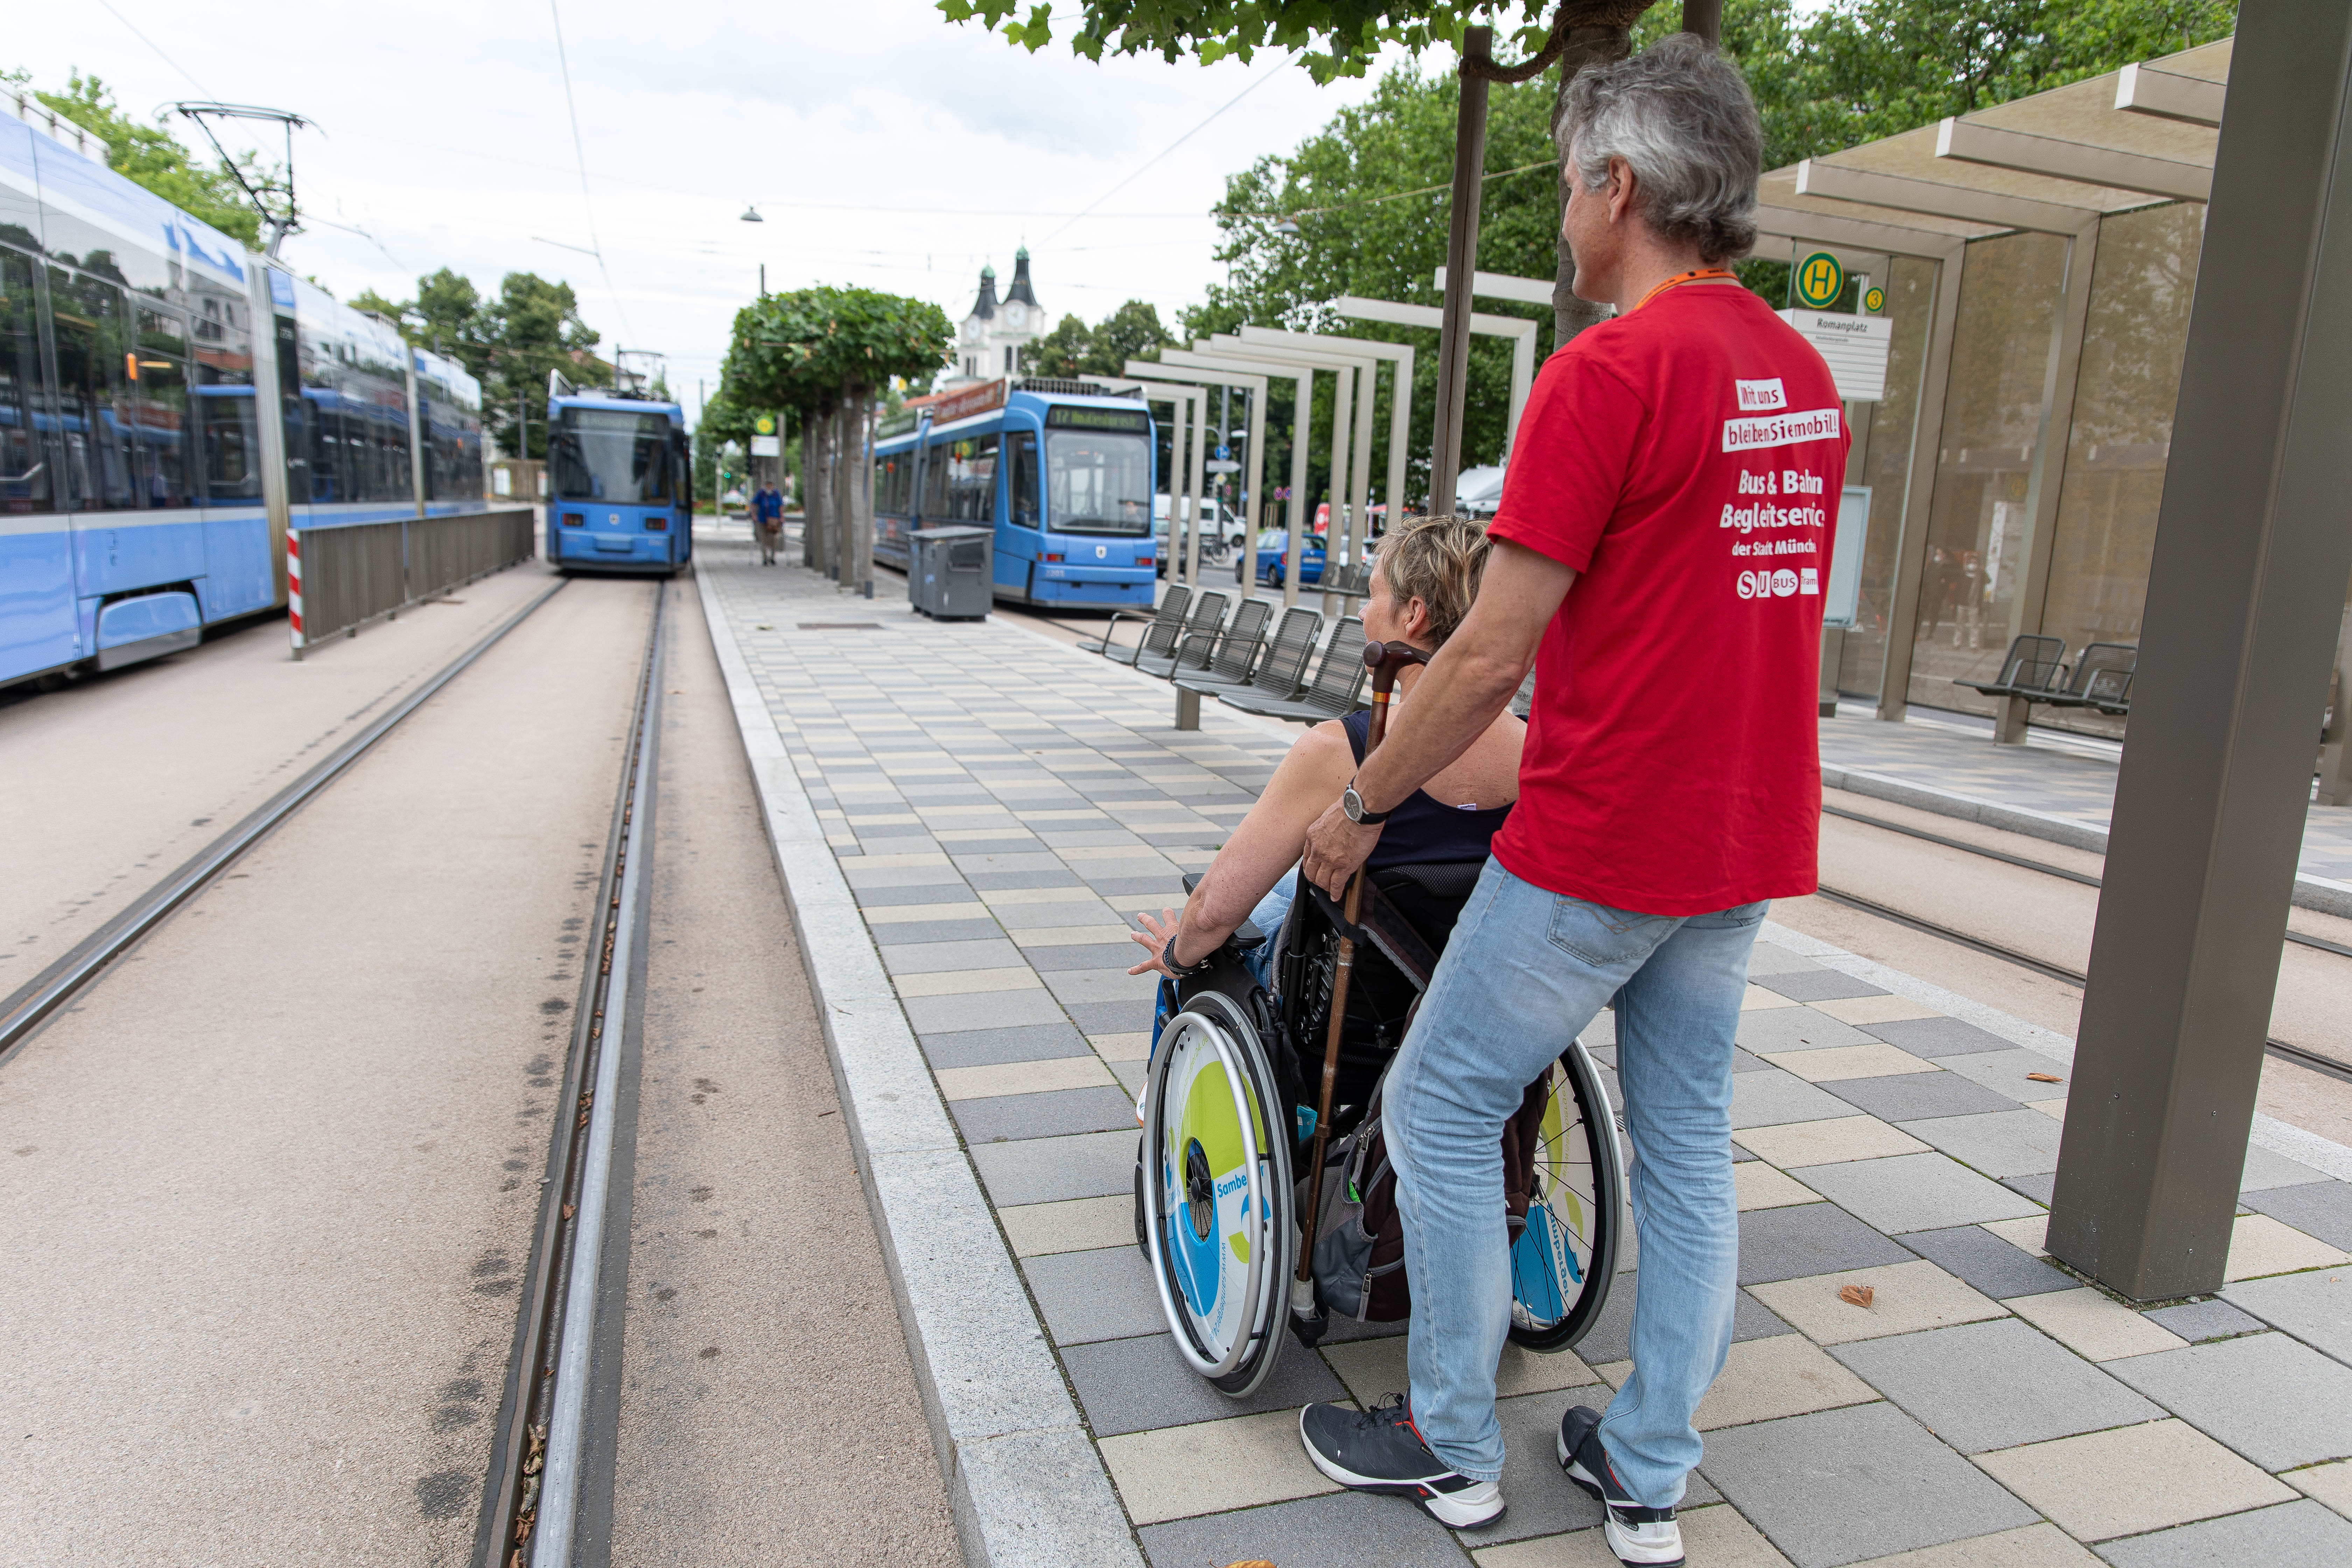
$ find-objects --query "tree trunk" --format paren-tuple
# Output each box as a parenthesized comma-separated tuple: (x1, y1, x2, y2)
(799, 415, 815, 566)
(831, 392, 855, 588)
(811, 408, 833, 575)
(848, 389, 875, 597)
(1552, 25, 1639, 351)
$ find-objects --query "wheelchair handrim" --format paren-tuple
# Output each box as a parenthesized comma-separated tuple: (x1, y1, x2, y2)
(1141, 1006, 1284, 1383)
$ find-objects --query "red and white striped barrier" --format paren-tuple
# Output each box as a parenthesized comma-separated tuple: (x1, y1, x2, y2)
(287, 525, 305, 660)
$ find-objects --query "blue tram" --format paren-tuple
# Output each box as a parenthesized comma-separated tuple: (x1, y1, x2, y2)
(544, 377, 690, 574)
(873, 378, 1157, 612)
(1, 89, 485, 691)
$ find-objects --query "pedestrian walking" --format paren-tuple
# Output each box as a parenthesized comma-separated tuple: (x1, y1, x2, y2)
(753, 482, 784, 565)
(1293, 36, 1847, 1566)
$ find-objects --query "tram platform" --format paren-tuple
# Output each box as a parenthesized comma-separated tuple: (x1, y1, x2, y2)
(698, 537, 2352, 1568)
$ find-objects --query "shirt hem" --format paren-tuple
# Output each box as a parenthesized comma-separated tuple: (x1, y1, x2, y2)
(1491, 841, 1816, 918)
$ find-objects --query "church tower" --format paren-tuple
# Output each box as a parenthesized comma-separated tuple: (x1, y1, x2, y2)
(948, 250, 1043, 387)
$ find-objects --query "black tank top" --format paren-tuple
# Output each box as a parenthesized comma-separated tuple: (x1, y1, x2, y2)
(1342, 707, 1513, 870)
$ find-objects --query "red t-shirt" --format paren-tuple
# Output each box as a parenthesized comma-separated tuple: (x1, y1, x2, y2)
(1485, 283, 1847, 916)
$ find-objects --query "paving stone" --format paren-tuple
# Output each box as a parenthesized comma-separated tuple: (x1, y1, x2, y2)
(1737, 1008, 1880, 1053)
(2226, 1213, 2352, 1280)
(893, 964, 1044, 999)
(1934, 1050, 2072, 1101)
(1737, 1116, 1932, 1169)
(854, 916, 1006, 945)
(2000, 1172, 2057, 1204)
(2004, 1286, 2184, 1360)
(899, 987, 1070, 1035)
(856, 881, 979, 908)
(953, 1085, 1140, 1143)
(1595, 1332, 1879, 1431)
(1101, 1408, 1340, 1525)
(1041, 964, 1160, 1004)
(1975, 1419, 2297, 1542)
(1022, 941, 1147, 972)
(1699, 1401, 2037, 1567)
(1137, 1487, 1464, 1567)
(1474, 1503, 1791, 1567)
(1756, 970, 1890, 1004)
(936, 1055, 1118, 1101)
(2094, 1500, 2352, 1568)
(1090, 1030, 1153, 1062)
(1453, 1390, 1625, 1546)
(1731, 1072, 1861, 1130)
(1846, 1522, 2102, 1567)
(969, 1128, 1135, 1206)
(1829, 1318, 2160, 1452)
(2223, 1267, 2352, 1364)
(1320, 1331, 1596, 1407)
(1822, 1072, 2021, 1123)
(2244, 1181, 2352, 1250)
(1738, 1163, 1825, 1210)
(965, 868, 1088, 890)
(1737, 1203, 1918, 1287)
(1764, 1044, 1939, 1084)
(1749, 1259, 2007, 1345)
(2142, 1298, 2265, 1343)
(1066, 999, 1152, 1035)
(1897, 1225, 2071, 1301)
(1797, 1152, 2044, 1234)
(842, 862, 972, 890)
(1567, 1265, 1793, 1364)
(878, 936, 1029, 975)
(1021, 1245, 1167, 1346)
(1089, 874, 1192, 897)
(1064, 1329, 1346, 1438)
(1896, 1110, 2065, 1179)
(2286, 1457, 2352, 1519)
(2105, 1332, 2352, 1471)
(1745, 942, 1825, 977)
(918, 1019, 1091, 1069)
(1980, 1214, 2050, 1257)
(1857, 1016, 2024, 1059)
(999, 1195, 1134, 1258)
(1811, 994, 1946, 1027)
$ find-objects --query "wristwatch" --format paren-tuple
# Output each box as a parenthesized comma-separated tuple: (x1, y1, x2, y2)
(1341, 780, 1392, 826)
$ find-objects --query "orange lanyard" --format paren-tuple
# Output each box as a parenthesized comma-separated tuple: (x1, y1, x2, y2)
(1632, 267, 1738, 313)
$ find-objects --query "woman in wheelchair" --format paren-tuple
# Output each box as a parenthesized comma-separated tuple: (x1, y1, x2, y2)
(1121, 517, 1625, 1401)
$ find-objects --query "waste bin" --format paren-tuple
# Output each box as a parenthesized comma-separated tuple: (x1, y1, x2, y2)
(910, 525, 993, 620)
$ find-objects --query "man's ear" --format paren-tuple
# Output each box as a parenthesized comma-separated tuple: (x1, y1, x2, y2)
(1608, 156, 1638, 225)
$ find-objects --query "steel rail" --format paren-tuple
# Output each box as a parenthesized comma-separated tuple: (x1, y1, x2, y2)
(0, 578, 569, 1068)
(1811, 883, 2352, 1087)
(477, 581, 664, 1568)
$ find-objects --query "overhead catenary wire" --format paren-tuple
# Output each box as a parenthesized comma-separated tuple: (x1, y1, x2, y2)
(546, 0, 634, 342)
(1042, 60, 1294, 242)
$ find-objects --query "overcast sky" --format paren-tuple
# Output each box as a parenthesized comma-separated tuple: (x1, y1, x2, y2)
(14, 0, 1429, 424)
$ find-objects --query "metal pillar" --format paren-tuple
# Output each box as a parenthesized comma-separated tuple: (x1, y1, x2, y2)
(1997, 215, 2103, 743)
(1162, 349, 1312, 608)
(1240, 328, 1412, 553)
(2048, 0, 2352, 1302)
(1134, 359, 1272, 591)
(1333, 298, 1536, 458)
(2320, 596, 2352, 806)
(1216, 335, 1380, 607)
(1874, 241, 1969, 722)
(1430, 25, 1491, 514)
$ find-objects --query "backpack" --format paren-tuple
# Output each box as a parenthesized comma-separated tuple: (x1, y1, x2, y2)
(1303, 1062, 1552, 1327)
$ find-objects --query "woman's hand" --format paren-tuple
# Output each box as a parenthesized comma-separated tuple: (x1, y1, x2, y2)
(1126, 908, 1183, 978)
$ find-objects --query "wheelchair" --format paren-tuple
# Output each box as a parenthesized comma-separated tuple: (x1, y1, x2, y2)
(1136, 859, 1627, 1398)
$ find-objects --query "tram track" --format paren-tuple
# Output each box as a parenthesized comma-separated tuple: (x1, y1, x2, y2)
(0, 577, 569, 1068)
(1816, 803, 2352, 1088)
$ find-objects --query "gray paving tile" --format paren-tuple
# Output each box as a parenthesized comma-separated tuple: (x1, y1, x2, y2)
(969, 1128, 1134, 1206)
(1733, 1047, 1775, 1073)
(1459, 1388, 1619, 1545)
(965, 869, 1088, 890)
(1573, 1274, 1793, 1365)
(855, 881, 977, 908)
(858, 917, 1005, 945)
(1137, 1489, 1469, 1568)
(2243, 1181, 2352, 1251)
(1731, 1069, 1857, 1129)
(1830, 1318, 2160, 1453)
(1935, 1049, 2072, 1101)
(918, 1020, 1090, 1069)
(1088, 874, 1193, 897)
(2105, 1332, 2352, 1470)
(1756, 970, 1891, 1004)
(2143, 1298, 2266, 1343)
(1022, 1246, 1172, 1346)
(1858, 1016, 2024, 1058)
(2094, 1500, 2352, 1568)
(877, 937, 1026, 974)
(1746, 943, 1826, 977)
(1701, 1401, 2037, 1567)
(1063, 1330, 1346, 1438)
(1785, 1152, 2042, 1234)
(1736, 1007, 1879, 1052)
(2240, 1146, 2331, 1193)
(1043, 967, 1161, 1006)
(842, 863, 970, 890)
(2002, 1171, 2058, 1204)
(952, 850, 1067, 874)
(899, 988, 1070, 1035)
(1021, 941, 1145, 972)
(1892, 1224, 2070, 1299)
(1821, 1071, 2020, 1122)
(1738, 1203, 1918, 1287)
(952, 1086, 1139, 1144)
(1067, 999, 1153, 1035)
(1898, 1108, 2065, 1178)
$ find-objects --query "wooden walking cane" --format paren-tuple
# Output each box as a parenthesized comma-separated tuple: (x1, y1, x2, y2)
(1293, 638, 1432, 1331)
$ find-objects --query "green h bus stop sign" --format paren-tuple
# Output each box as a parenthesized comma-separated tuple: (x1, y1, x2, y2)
(1794, 251, 1844, 310)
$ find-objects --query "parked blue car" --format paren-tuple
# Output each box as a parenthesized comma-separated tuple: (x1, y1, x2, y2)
(1244, 528, 1325, 588)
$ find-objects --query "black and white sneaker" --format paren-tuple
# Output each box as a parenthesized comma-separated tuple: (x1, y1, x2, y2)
(1298, 1396, 1505, 1529)
(1558, 1406, 1684, 1567)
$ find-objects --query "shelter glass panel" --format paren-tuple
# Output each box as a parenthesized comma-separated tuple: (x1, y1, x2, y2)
(2036, 203, 2206, 739)
(1837, 254, 1938, 700)
(1906, 231, 2067, 715)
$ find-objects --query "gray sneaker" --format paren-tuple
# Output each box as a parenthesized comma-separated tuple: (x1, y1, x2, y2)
(1558, 1406, 1683, 1567)
(1298, 1396, 1505, 1530)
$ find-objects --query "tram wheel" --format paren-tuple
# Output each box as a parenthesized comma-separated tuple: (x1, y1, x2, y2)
(1507, 1039, 1626, 1353)
(1141, 993, 1293, 1397)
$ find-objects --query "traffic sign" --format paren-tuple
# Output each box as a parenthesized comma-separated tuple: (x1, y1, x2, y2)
(1862, 285, 1886, 313)
(1205, 460, 1240, 474)
(1794, 251, 1844, 310)
(754, 413, 776, 435)
(1214, 444, 1231, 462)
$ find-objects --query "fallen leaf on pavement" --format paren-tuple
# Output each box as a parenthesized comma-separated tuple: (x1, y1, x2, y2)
(2026, 1072, 2063, 1084)
(1839, 1284, 1876, 1308)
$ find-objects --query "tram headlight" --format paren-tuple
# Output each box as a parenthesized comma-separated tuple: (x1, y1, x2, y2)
(562, 512, 584, 527)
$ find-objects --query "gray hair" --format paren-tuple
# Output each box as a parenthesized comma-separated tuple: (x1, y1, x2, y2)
(1560, 34, 1762, 265)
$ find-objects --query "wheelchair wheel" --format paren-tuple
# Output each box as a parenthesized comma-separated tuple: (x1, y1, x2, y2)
(1508, 1038, 1625, 1353)
(1141, 992, 1293, 1396)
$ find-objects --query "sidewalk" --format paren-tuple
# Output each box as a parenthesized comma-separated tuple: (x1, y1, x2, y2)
(698, 536, 2352, 1568)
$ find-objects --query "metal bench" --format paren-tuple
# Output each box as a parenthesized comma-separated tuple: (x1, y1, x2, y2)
(1164, 597, 1275, 729)
(1955, 634, 2070, 704)
(1137, 590, 1230, 679)
(2041, 642, 2136, 718)
(1221, 616, 1368, 723)
(1082, 585, 1189, 666)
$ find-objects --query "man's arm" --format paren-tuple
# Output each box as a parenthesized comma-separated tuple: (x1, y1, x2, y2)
(1300, 538, 1577, 897)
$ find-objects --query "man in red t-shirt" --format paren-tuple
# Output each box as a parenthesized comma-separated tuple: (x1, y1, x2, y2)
(1293, 38, 1846, 1563)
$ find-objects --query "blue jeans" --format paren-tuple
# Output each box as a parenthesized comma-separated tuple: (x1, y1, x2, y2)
(1382, 859, 1765, 1505)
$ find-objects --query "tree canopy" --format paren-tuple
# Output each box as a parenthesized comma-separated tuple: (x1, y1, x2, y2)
(22, 71, 273, 247)
(353, 269, 610, 458)
(1029, 299, 1177, 378)
(722, 286, 953, 416)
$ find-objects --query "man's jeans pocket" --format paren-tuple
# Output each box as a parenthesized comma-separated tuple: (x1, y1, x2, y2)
(1545, 895, 1674, 967)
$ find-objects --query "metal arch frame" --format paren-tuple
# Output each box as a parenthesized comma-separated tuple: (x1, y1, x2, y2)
(1159, 349, 1314, 608)
(1212, 335, 1378, 614)
(1332, 297, 1540, 462)
(1240, 328, 1414, 602)
(1124, 361, 1270, 584)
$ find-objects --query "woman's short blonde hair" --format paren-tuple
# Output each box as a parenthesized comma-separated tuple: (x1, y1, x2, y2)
(1375, 514, 1492, 648)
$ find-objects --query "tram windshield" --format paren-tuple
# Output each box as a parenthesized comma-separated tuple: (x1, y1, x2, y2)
(553, 409, 672, 503)
(1046, 430, 1150, 535)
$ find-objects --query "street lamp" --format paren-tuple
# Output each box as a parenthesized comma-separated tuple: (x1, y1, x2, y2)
(740, 204, 764, 222)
